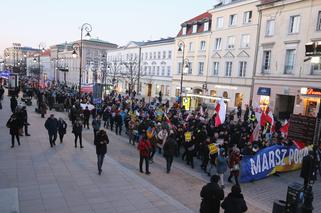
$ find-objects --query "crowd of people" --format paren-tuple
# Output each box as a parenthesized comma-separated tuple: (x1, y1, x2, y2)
(3, 79, 300, 213)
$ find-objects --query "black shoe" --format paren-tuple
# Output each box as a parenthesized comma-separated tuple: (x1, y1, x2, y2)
(139, 170, 144, 173)
(80, 146, 84, 148)
(18, 143, 21, 146)
(11, 146, 14, 148)
(98, 170, 102, 175)
(75, 145, 77, 148)
(228, 179, 233, 183)
(26, 134, 30, 136)
(145, 171, 151, 175)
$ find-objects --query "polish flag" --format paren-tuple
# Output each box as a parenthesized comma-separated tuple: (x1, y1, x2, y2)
(280, 120, 289, 137)
(253, 104, 262, 123)
(250, 122, 261, 143)
(215, 99, 226, 127)
(292, 140, 305, 149)
(260, 107, 274, 127)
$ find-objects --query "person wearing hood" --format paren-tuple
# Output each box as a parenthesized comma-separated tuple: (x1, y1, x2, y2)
(163, 131, 177, 173)
(200, 175, 224, 213)
(221, 185, 247, 213)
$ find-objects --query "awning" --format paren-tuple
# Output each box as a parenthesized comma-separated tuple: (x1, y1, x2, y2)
(257, 87, 271, 96)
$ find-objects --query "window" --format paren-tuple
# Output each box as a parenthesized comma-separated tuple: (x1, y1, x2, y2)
(157, 52, 161, 59)
(163, 51, 166, 59)
(317, 11, 321, 31)
(192, 24, 198, 33)
(152, 66, 155, 75)
(166, 85, 170, 96)
(262, 50, 271, 73)
(187, 62, 193, 74)
(240, 34, 250, 48)
(229, 14, 237, 26)
(145, 53, 148, 60)
(243, 11, 252, 24)
(161, 66, 165, 75)
(148, 66, 151, 75)
(227, 36, 235, 49)
(239, 61, 247, 77)
(149, 52, 152, 59)
(213, 62, 219, 76)
(168, 51, 172, 59)
(225, 62, 232, 76)
(200, 41, 206, 51)
(311, 63, 321, 75)
(214, 38, 222, 50)
(182, 27, 187, 35)
(289, 15, 300, 34)
(284, 49, 296, 74)
(216, 17, 223, 29)
(177, 62, 182, 74)
(167, 66, 171, 76)
(265, 20, 275, 36)
(153, 52, 156, 59)
(157, 66, 160, 75)
(198, 62, 204, 75)
(188, 42, 193, 51)
(204, 22, 209, 31)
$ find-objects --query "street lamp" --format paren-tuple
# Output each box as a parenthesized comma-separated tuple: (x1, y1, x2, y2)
(37, 43, 46, 87)
(177, 40, 189, 106)
(71, 23, 92, 100)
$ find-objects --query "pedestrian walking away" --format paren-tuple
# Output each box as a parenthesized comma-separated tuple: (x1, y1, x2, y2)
(44, 114, 59, 147)
(94, 129, 109, 175)
(92, 116, 101, 142)
(0, 85, 4, 110)
(21, 106, 31, 136)
(73, 119, 83, 148)
(6, 112, 21, 148)
(137, 133, 152, 175)
(221, 185, 248, 213)
(200, 175, 224, 213)
(58, 118, 67, 143)
(163, 131, 177, 173)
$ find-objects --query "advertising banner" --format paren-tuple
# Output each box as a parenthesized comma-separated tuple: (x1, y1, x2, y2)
(240, 145, 311, 183)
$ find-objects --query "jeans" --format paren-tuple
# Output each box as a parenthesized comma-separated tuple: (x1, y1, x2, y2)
(59, 132, 65, 143)
(165, 155, 173, 173)
(49, 133, 57, 147)
(115, 124, 122, 135)
(228, 173, 240, 186)
(97, 154, 105, 172)
(139, 155, 150, 173)
(74, 134, 83, 147)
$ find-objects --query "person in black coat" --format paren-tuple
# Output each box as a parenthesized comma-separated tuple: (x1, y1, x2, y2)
(221, 185, 247, 213)
(115, 112, 122, 135)
(94, 130, 109, 175)
(58, 118, 67, 143)
(300, 150, 316, 188)
(200, 175, 224, 213)
(72, 120, 83, 148)
(7, 113, 21, 148)
(163, 133, 177, 173)
(0, 85, 4, 109)
(44, 114, 58, 147)
(10, 96, 18, 113)
(21, 106, 30, 136)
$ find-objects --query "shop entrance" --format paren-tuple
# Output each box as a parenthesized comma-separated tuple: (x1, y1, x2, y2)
(275, 95, 295, 119)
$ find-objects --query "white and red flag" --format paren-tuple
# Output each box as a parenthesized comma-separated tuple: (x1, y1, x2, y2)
(215, 99, 226, 127)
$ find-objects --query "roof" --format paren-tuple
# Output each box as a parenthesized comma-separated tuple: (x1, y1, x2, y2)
(260, 0, 280, 4)
(85, 38, 118, 47)
(143, 37, 175, 46)
(177, 12, 212, 37)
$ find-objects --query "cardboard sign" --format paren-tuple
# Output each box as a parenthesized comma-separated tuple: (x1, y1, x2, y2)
(208, 143, 218, 154)
(185, 132, 192, 142)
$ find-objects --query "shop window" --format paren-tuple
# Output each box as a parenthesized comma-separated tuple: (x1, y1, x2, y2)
(223, 91, 228, 98)
(210, 90, 217, 103)
(235, 93, 243, 107)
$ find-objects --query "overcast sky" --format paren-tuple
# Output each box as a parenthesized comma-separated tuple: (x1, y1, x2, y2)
(0, 0, 213, 55)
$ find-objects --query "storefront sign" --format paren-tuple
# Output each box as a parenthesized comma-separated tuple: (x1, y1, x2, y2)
(257, 87, 271, 96)
(288, 114, 316, 145)
(301, 87, 321, 97)
(240, 145, 311, 183)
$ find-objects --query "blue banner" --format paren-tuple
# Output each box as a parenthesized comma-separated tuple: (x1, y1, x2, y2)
(240, 145, 311, 183)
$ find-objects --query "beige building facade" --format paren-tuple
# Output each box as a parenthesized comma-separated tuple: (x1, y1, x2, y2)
(253, 0, 321, 118)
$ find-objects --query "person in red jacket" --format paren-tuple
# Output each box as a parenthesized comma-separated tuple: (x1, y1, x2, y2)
(137, 133, 152, 175)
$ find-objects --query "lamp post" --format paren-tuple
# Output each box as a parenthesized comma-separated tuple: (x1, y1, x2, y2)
(72, 23, 92, 101)
(177, 40, 189, 107)
(36, 43, 46, 88)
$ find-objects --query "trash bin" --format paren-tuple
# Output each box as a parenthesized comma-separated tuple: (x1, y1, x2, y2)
(273, 200, 286, 213)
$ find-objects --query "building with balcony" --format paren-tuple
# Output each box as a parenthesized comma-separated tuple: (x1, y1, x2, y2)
(253, 0, 321, 118)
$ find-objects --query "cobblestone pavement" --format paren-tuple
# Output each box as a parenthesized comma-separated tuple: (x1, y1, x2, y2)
(1, 92, 320, 213)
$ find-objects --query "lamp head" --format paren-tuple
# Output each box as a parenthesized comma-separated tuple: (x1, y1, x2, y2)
(72, 50, 77, 58)
(85, 32, 91, 39)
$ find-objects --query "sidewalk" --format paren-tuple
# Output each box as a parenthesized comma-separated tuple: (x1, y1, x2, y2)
(0, 94, 192, 213)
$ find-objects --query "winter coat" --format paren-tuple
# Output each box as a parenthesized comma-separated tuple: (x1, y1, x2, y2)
(94, 130, 109, 155)
(200, 182, 224, 213)
(72, 122, 83, 135)
(216, 154, 228, 174)
(221, 192, 248, 213)
(44, 117, 58, 135)
(300, 154, 316, 181)
(7, 114, 20, 135)
(163, 136, 177, 157)
(137, 138, 152, 157)
(58, 120, 67, 135)
(92, 119, 101, 131)
(10, 97, 17, 111)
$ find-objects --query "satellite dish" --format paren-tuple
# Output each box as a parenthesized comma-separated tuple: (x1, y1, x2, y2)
(213, 0, 222, 6)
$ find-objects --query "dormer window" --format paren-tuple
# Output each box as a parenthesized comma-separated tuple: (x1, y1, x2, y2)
(182, 27, 187, 35)
(204, 22, 209, 31)
(192, 24, 198, 33)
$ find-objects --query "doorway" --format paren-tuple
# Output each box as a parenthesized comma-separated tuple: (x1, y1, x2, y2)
(275, 95, 295, 119)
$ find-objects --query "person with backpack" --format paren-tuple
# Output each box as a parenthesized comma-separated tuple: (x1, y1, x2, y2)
(94, 130, 109, 175)
(7, 112, 21, 148)
(221, 185, 247, 213)
(137, 133, 152, 175)
(58, 118, 67, 143)
(200, 175, 224, 213)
